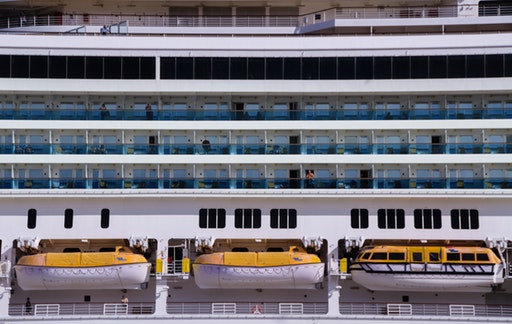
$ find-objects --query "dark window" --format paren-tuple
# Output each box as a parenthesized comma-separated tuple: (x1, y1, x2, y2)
(446, 253, 460, 261)
(319, 57, 337, 79)
(199, 208, 226, 228)
(467, 55, 485, 78)
(377, 209, 405, 229)
(270, 208, 297, 228)
(350, 208, 369, 229)
(430, 56, 447, 78)
(338, 57, 355, 79)
(160, 57, 176, 79)
(30, 56, 48, 78)
(234, 208, 262, 229)
(476, 253, 490, 261)
(374, 57, 392, 79)
(451, 209, 479, 229)
(85, 56, 102, 79)
(27, 208, 37, 229)
(67, 56, 85, 79)
(283, 58, 300, 79)
(122, 57, 140, 79)
(412, 252, 422, 262)
(361, 252, 371, 259)
(248, 58, 264, 79)
(370, 252, 387, 260)
(104, 57, 122, 79)
(461, 253, 475, 261)
(505, 54, 512, 77)
(486, 54, 503, 77)
(230, 58, 247, 79)
(49, 56, 66, 78)
(12, 55, 29, 78)
(302, 57, 319, 79)
(176, 57, 193, 79)
(448, 55, 466, 78)
(389, 252, 405, 261)
(212, 58, 229, 79)
(355, 57, 373, 79)
(265, 58, 283, 79)
(411, 56, 428, 79)
(194, 57, 212, 80)
(429, 252, 439, 261)
(100, 208, 110, 228)
(413, 209, 442, 229)
(64, 208, 73, 229)
(0, 55, 10, 77)
(140, 57, 155, 79)
(393, 56, 410, 79)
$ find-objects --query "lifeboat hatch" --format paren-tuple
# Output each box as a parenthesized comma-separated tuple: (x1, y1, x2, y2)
(12, 238, 155, 291)
(191, 238, 326, 290)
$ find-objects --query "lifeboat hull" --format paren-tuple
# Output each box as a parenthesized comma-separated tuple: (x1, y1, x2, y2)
(351, 265, 505, 292)
(193, 263, 325, 289)
(14, 263, 151, 290)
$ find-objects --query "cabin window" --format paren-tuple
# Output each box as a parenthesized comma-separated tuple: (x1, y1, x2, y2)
(450, 209, 479, 229)
(370, 252, 387, 260)
(350, 208, 369, 229)
(414, 209, 442, 229)
(461, 253, 475, 261)
(447, 253, 460, 261)
(389, 252, 405, 261)
(377, 209, 405, 229)
(477, 253, 490, 261)
(100, 208, 110, 229)
(64, 208, 73, 228)
(412, 252, 423, 262)
(234, 208, 261, 229)
(270, 208, 297, 229)
(199, 208, 226, 229)
(27, 208, 37, 229)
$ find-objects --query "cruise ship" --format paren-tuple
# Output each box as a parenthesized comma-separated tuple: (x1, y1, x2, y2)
(0, 0, 511, 322)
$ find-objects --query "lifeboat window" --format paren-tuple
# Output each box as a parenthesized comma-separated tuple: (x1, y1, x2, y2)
(63, 247, 80, 253)
(267, 247, 284, 252)
(99, 247, 116, 252)
(350, 208, 369, 229)
(461, 253, 475, 261)
(412, 252, 423, 262)
(389, 252, 405, 261)
(476, 253, 490, 261)
(27, 208, 37, 229)
(447, 253, 460, 261)
(64, 208, 73, 229)
(429, 252, 439, 262)
(361, 252, 371, 260)
(370, 252, 387, 260)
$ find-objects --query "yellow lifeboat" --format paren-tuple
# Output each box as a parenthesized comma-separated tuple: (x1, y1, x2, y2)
(14, 246, 151, 290)
(193, 246, 324, 289)
(349, 245, 504, 292)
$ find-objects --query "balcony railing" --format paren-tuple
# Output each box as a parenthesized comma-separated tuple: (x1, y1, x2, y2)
(1, 108, 512, 121)
(1, 176, 510, 190)
(1, 142, 510, 156)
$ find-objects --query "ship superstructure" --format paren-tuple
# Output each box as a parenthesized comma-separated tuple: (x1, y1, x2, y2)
(0, 0, 511, 323)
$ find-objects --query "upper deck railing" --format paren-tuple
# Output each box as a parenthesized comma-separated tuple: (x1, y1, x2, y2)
(1, 4, 510, 32)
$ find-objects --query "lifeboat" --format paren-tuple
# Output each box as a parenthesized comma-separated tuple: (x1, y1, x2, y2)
(349, 245, 504, 292)
(14, 246, 151, 290)
(193, 246, 324, 289)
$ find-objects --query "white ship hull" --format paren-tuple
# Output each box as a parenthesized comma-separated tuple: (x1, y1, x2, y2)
(193, 263, 325, 289)
(14, 263, 151, 290)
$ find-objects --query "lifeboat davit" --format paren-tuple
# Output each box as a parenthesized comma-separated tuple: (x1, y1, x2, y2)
(14, 246, 151, 290)
(349, 245, 504, 292)
(193, 246, 324, 289)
